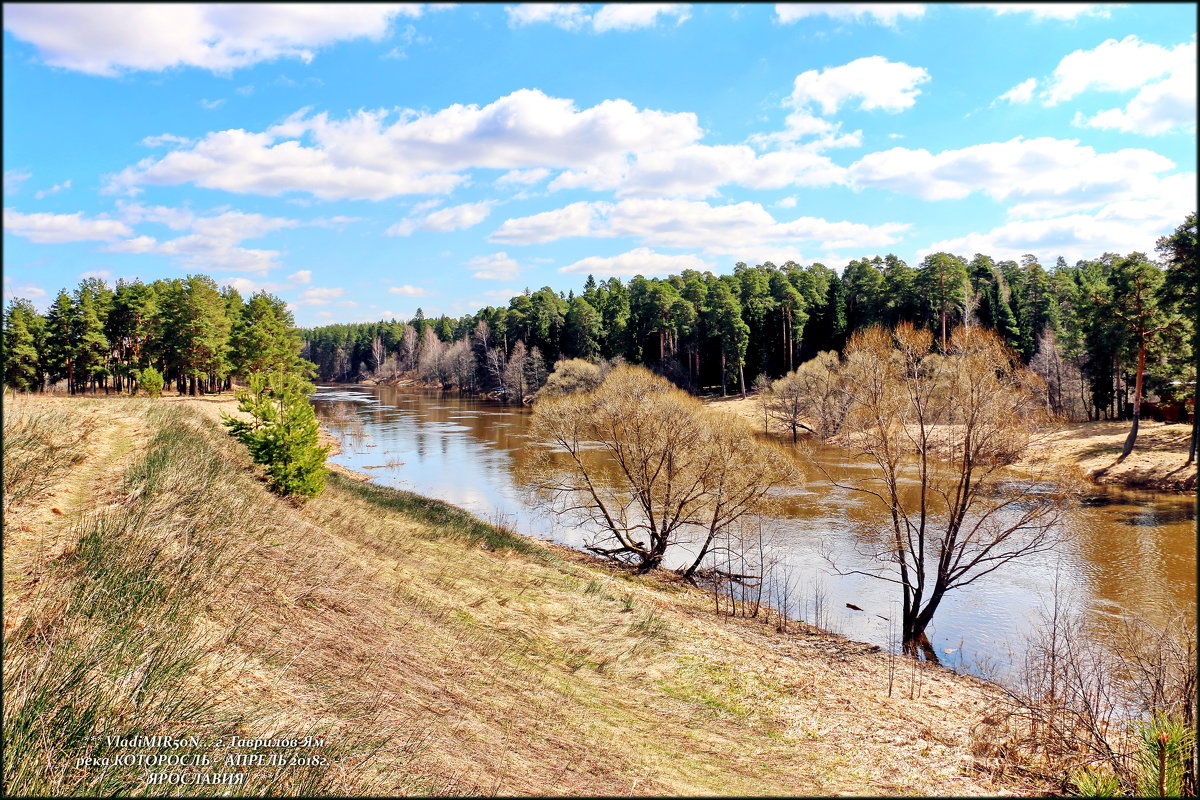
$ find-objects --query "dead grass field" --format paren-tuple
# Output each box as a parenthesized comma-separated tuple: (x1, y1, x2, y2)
(3, 392, 1033, 796)
(708, 393, 1195, 493)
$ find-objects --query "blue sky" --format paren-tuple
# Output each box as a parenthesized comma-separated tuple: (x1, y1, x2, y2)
(3, 3, 1196, 326)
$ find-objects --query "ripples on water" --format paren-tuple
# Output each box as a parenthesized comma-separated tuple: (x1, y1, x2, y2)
(313, 385, 1197, 679)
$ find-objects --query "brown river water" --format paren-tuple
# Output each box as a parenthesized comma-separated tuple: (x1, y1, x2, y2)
(313, 385, 1196, 678)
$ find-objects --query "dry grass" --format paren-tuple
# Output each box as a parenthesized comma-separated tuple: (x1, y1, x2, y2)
(4, 394, 1030, 796)
(709, 393, 1195, 493)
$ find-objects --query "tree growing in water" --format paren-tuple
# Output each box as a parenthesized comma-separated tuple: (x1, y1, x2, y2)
(526, 365, 794, 577)
(828, 325, 1069, 661)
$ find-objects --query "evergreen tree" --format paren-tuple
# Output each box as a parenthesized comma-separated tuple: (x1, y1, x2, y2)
(223, 371, 329, 498)
(2, 299, 43, 391)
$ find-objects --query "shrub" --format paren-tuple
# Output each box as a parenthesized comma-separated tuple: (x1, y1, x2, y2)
(136, 366, 165, 397)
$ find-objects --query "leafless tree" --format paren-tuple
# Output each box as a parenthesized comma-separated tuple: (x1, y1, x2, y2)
(526, 365, 796, 578)
(826, 324, 1070, 661)
(769, 351, 848, 442)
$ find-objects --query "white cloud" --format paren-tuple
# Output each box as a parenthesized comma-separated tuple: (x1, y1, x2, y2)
(109, 89, 702, 200)
(490, 201, 601, 244)
(506, 3, 690, 32)
(4, 169, 32, 195)
(919, 170, 1195, 263)
(387, 284, 432, 296)
(997, 77, 1037, 105)
(141, 133, 192, 148)
(4, 208, 132, 243)
(295, 286, 346, 306)
(2, 277, 48, 301)
(287, 269, 312, 283)
(491, 198, 910, 254)
(34, 179, 72, 199)
(775, 197, 798, 208)
(506, 3, 590, 31)
(386, 201, 493, 236)
(2, 4, 427, 76)
(199, 98, 226, 110)
(559, 246, 706, 276)
(848, 137, 1177, 217)
(774, 4, 925, 26)
(978, 4, 1121, 21)
(753, 56, 926, 151)
(591, 4, 691, 32)
(790, 56, 931, 115)
(1042, 35, 1194, 107)
(496, 167, 552, 186)
(468, 252, 520, 280)
(108, 205, 299, 272)
(1075, 43, 1196, 135)
(549, 144, 848, 198)
(220, 276, 286, 295)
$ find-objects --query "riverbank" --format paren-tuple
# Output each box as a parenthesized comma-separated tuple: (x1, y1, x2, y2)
(707, 393, 1197, 493)
(3, 392, 1033, 796)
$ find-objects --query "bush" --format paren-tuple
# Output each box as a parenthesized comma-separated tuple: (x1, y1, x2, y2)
(223, 371, 329, 499)
(533, 358, 606, 402)
(137, 366, 165, 397)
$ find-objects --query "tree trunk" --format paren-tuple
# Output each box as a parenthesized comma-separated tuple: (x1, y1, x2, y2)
(738, 363, 747, 399)
(1121, 341, 1147, 458)
(721, 350, 727, 397)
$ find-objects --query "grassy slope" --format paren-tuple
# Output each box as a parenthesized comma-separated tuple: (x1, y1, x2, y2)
(3, 394, 1023, 796)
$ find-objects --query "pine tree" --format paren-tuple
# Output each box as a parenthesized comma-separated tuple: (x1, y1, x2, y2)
(223, 371, 328, 498)
(2, 299, 42, 391)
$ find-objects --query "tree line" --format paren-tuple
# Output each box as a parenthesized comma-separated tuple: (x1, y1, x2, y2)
(298, 213, 1195, 424)
(2, 275, 309, 395)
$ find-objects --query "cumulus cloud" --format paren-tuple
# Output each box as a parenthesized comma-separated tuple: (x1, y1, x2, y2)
(978, 4, 1121, 21)
(492, 198, 910, 254)
(506, 3, 690, 32)
(918, 169, 1195, 263)
(469, 252, 521, 280)
(386, 201, 493, 236)
(996, 77, 1037, 105)
(774, 4, 925, 26)
(549, 144, 848, 197)
(287, 269, 312, 283)
(753, 56, 927, 150)
(294, 286, 347, 306)
(387, 284, 432, 296)
(106, 205, 300, 272)
(108, 89, 702, 200)
(1074, 40, 1196, 135)
(591, 4, 691, 32)
(3, 4, 426, 76)
(1042, 35, 1194, 107)
(848, 137, 1177, 218)
(559, 246, 706, 276)
(4, 208, 132, 243)
(790, 56, 931, 115)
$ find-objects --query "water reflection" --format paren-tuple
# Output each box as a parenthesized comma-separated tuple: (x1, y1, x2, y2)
(313, 385, 1196, 677)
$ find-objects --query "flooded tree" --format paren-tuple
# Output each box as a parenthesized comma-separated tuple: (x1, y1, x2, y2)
(829, 325, 1070, 661)
(527, 365, 795, 577)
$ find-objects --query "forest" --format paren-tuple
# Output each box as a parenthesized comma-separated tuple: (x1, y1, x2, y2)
(300, 213, 1196, 425)
(3, 214, 1195, 429)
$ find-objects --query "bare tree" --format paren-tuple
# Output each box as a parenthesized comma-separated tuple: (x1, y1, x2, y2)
(370, 335, 386, 377)
(771, 351, 847, 441)
(400, 324, 418, 372)
(526, 365, 795, 577)
(827, 325, 1070, 661)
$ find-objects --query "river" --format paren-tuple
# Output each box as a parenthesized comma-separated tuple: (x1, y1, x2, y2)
(312, 384, 1196, 678)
